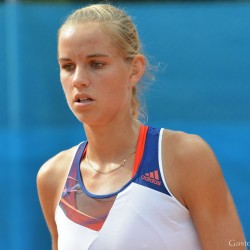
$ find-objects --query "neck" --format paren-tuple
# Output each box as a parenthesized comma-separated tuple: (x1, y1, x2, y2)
(83, 118, 141, 165)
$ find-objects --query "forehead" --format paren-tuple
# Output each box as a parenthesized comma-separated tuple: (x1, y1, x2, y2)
(60, 22, 106, 39)
(58, 23, 118, 56)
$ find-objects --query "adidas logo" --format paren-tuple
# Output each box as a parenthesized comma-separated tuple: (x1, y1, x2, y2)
(141, 170, 161, 186)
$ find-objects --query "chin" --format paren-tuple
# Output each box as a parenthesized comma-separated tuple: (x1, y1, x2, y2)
(74, 113, 101, 127)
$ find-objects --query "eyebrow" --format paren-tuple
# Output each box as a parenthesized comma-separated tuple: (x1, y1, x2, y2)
(87, 53, 110, 58)
(58, 53, 110, 61)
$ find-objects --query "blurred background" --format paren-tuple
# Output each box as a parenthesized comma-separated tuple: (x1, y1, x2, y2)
(0, 0, 249, 249)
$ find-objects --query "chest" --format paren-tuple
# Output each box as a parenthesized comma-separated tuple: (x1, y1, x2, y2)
(80, 157, 135, 195)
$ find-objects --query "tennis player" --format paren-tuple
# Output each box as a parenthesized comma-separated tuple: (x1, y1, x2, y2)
(37, 3, 245, 250)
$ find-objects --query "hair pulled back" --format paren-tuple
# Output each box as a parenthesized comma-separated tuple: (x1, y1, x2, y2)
(59, 4, 151, 120)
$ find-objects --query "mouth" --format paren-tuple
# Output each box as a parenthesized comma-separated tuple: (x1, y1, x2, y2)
(74, 92, 94, 103)
(77, 97, 93, 103)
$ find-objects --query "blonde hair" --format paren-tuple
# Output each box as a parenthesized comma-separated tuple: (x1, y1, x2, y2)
(58, 3, 152, 120)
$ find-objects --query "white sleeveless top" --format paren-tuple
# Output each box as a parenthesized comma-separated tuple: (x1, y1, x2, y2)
(55, 126, 202, 250)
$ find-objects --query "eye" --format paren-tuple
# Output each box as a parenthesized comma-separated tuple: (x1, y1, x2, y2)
(90, 61, 105, 69)
(61, 64, 75, 71)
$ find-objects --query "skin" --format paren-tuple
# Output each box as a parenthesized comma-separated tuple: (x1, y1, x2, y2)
(37, 22, 245, 250)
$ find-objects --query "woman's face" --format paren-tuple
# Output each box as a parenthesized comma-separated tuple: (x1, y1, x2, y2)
(58, 22, 139, 126)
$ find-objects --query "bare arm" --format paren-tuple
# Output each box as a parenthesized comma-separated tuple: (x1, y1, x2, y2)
(37, 149, 75, 250)
(37, 159, 60, 250)
(162, 131, 245, 250)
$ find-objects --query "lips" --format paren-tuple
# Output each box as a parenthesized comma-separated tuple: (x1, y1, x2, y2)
(74, 93, 94, 103)
(77, 97, 93, 103)
(73, 93, 95, 110)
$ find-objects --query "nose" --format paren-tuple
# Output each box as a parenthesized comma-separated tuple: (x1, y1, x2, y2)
(72, 66, 90, 88)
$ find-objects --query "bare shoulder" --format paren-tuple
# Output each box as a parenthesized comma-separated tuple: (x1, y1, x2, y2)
(36, 145, 79, 248)
(162, 128, 217, 167)
(161, 129, 245, 249)
(162, 129, 218, 172)
(37, 145, 80, 240)
(37, 145, 79, 212)
(37, 146, 76, 188)
(161, 129, 246, 248)
(162, 129, 213, 158)
(161, 129, 223, 208)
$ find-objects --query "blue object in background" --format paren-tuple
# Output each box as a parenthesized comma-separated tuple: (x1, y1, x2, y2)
(0, 2, 249, 249)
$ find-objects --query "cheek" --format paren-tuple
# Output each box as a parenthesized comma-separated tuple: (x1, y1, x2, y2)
(103, 80, 132, 106)
(60, 74, 71, 94)
(60, 81, 73, 106)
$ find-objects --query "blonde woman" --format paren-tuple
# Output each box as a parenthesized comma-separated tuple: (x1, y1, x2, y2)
(37, 4, 245, 250)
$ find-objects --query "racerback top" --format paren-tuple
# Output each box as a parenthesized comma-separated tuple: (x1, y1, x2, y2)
(55, 125, 202, 250)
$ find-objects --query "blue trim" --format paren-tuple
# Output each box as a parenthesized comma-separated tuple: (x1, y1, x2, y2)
(75, 126, 170, 199)
(133, 127, 171, 196)
(76, 139, 148, 199)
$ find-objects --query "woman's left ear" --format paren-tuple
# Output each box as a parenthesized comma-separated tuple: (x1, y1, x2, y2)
(129, 55, 146, 87)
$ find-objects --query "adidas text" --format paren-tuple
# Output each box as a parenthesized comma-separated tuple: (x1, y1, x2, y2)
(141, 175, 161, 186)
